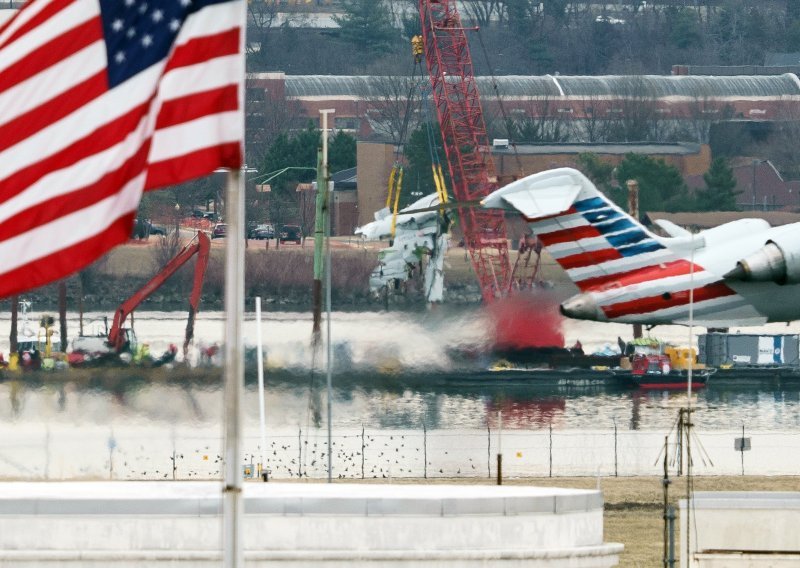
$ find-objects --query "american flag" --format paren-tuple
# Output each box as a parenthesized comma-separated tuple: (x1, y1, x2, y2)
(0, 0, 243, 298)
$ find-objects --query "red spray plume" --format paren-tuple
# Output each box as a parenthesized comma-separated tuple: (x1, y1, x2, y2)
(487, 291, 565, 349)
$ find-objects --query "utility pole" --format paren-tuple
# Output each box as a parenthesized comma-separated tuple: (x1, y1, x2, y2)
(58, 281, 67, 353)
(627, 179, 643, 339)
(312, 146, 325, 343)
(313, 110, 334, 343)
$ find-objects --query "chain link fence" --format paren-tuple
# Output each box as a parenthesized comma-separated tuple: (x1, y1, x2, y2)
(0, 423, 797, 480)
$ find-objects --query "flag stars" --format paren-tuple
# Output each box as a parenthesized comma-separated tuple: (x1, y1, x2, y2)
(180, 0, 191, 6)
(111, 18, 123, 32)
(141, 34, 153, 48)
(152, 9, 163, 23)
(139, 3, 148, 14)
(115, 51, 126, 63)
(126, 28, 136, 38)
(124, 0, 135, 6)
(169, 18, 180, 31)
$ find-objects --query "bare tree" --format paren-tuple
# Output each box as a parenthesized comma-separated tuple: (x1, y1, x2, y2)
(247, 1, 281, 69)
(756, 96, 800, 179)
(579, 93, 612, 143)
(605, 77, 664, 142)
(505, 95, 573, 143)
(246, 78, 304, 167)
(359, 75, 425, 144)
(677, 89, 734, 144)
(460, 0, 507, 28)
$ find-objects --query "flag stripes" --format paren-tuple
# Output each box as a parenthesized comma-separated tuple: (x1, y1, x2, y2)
(0, 0, 243, 298)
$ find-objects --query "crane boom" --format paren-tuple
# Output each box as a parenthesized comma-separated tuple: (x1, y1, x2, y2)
(418, 0, 512, 301)
(108, 232, 211, 354)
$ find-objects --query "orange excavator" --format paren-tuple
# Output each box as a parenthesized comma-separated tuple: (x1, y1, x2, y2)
(104, 231, 211, 359)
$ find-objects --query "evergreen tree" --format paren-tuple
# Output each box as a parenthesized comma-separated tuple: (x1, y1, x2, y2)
(333, 0, 399, 54)
(575, 153, 614, 191)
(697, 157, 739, 211)
(399, 123, 451, 209)
(261, 124, 319, 195)
(329, 130, 357, 174)
(614, 154, 691, 213)
(666, 7, 703, 50)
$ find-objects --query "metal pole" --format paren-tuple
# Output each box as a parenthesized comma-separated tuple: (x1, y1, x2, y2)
(10, 296, 17, 355)
(321, 109, 335, 484)
(312, 148, 324, 343)
(58, 281, 67, 353)
(614, 418, 618, 477)
(667, 505, 676, 568)
(256, 297, 267, 481)
(496, 410, 502, 485)
(688, 234, 694, 404)
(223, 2, 247, 563)
(223, 168, 245, 568)
(423, 422, 428, 479)
(741, 423, 745, 476)
(626, 180, 642, 339)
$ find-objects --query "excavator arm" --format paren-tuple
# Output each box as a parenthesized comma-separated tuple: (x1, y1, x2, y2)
(108, 232, 211, 354)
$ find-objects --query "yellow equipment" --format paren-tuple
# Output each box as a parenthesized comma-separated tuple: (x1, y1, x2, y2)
(386, 164, 404, 239)
(411, 35, 424, 62)
(664, 346, 705, 371)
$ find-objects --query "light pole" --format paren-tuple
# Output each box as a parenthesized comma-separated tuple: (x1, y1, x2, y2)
(174, 203, 180, 239)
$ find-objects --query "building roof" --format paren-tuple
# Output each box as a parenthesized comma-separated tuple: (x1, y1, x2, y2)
(644, 211, 800, 229)
(332, 167, 356, 190)
(685, 160, 800, 209)
(283, 74, 800, 100)
(496, 142, 702, 156)
(765, 52, 800, 66)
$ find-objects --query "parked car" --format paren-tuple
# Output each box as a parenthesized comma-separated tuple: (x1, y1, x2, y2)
(212, 223, 227, 239)
(279, 224, 302, 244)
(131, 219, 166, 239)
(203, 212, 219, 222)
(251, 224, 275, 240)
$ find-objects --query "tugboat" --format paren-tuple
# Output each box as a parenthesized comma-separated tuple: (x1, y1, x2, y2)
(621, 338, 711, 390)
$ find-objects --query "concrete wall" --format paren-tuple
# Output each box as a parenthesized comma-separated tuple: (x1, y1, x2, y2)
(493, 145, 711, 180)
(680, 492, 800, 568)
(332, 190, 358, 236)
(356, 142, 395, 226)
(0, 482, 622, 567)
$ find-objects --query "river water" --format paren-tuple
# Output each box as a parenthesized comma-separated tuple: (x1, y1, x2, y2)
(1, 308, 800, 481)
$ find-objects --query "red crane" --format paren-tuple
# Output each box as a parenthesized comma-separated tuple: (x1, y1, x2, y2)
(108, 232, 211, 356)
(418, 0, 512, 302)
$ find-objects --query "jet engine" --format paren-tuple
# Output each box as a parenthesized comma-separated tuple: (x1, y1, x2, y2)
(725, 235, 800, 285)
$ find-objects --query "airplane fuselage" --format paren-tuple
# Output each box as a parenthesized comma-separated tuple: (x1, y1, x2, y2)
(482, 168, 800, 328)
(560, 219, 800, 327)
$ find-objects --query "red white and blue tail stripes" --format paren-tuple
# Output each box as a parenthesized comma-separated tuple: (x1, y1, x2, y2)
(483, 168, 749, 323)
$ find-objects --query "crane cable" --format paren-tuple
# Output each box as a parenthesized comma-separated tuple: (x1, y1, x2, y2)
(387, 39, 427, 239)
(421, 85, 449, 210)
(475, 28, 525, 178)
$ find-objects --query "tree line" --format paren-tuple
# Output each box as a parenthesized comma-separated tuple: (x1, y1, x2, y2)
(248, 0, 800, 76)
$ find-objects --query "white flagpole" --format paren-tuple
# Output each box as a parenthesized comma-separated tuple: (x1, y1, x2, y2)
(223, 167, 245, 568)
(256, 296, 267, 477)
(223, 1, 248, 566)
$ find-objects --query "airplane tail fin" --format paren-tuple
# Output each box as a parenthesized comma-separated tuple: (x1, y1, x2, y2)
(483, 168, 677, 290)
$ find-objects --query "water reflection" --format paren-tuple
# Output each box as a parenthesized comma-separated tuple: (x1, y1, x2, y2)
(1, 368, 799, 432)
